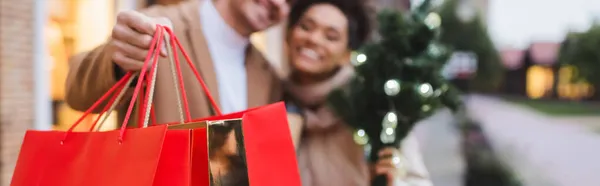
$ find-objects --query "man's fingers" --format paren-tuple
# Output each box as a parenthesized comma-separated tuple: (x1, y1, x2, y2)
(117, 10, 156, 35)
(154, 17, 173, 56)
(112, 40, 148, 61)
(112, 52, 145, 71)
(113, 11, 173, 70)
(112, 24, 154, 49)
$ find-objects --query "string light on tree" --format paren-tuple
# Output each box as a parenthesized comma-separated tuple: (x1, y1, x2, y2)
(418, 83, 434, 97)
(384, 79, 402, 96)
(352, 52, 368, 66)
(424, 12, 442, 30)
(380, 111, 398, 144)
(353, 129, 369, 145)
(357, 54, 367, 63)
(382, 111, 398, 128)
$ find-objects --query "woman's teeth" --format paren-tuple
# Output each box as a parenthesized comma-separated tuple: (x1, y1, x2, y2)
(300, 48, 319, 60)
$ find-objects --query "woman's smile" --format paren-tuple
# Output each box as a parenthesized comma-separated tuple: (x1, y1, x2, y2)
(298, 47, 322, 62)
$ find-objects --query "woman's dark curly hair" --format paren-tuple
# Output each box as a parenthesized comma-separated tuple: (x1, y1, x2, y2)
(287, 0, 372, 50)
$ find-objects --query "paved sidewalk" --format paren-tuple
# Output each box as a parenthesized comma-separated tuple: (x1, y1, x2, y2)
(413, 109, 464, 186)
(552, 116, 600, 131)
(464, 95, 600, 186)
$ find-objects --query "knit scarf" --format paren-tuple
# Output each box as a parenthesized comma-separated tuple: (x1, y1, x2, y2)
(284, 65, 370, 186)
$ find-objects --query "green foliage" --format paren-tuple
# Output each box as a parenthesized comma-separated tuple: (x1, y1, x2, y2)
(436, 0, 504, 92)
(558, 25, 600, 87)
(327, 0, 462, 162)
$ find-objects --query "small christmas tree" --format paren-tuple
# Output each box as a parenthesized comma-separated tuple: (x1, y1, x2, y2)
(327, 0, 462, 185)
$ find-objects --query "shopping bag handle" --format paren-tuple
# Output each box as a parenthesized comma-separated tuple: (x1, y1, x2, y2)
(138, 28, 184, 126)
(163, 26, 222, 117)
(118, 25, 166, 141)
(61, 25, 165, 144)
(137, 25, 223, 126)
(88, 72, 138, 131)
(62, 25, 223, 143)
(124, 25, 224, 140)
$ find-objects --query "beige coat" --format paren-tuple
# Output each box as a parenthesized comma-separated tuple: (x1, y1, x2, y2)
(65, 0, 282, 125)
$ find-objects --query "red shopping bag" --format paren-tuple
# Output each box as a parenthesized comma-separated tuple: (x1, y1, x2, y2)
(156, 26, 301, 186)
(167, 102, 299, 186)
(11, 27, 209, 186)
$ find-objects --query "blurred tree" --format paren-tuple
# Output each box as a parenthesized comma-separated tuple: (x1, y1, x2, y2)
(558, 26, 600, 99)
(436, 0, 503, 92)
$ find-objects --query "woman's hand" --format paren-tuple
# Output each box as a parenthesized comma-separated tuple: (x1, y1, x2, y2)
(372, 147, 406, 186)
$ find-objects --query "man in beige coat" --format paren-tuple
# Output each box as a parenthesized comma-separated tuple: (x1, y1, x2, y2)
(66, 0, 290, 125)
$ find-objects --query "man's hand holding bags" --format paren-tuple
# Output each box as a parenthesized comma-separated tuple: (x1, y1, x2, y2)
(110, 10, 173, 71)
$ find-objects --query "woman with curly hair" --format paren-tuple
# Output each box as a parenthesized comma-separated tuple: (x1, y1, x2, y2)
(283, 0, 433, 185)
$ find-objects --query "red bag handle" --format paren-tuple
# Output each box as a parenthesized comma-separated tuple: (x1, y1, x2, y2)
(61, 25, 163, 143)
(87, 77, 129, 131)
(62, 25, 222, 143)
(165, 25, 223, 116)
(137, 26, 222, 126)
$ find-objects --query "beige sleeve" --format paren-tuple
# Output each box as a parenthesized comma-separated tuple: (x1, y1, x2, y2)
(397, 131, 434, 186)
(64, 5, 169, 113)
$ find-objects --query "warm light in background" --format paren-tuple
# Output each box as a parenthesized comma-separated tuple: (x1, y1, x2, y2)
(74, 0, 114, 53)
(47, 0, 118, 131)
(526, 65, 554, 99)
(557, 65, 594, 100)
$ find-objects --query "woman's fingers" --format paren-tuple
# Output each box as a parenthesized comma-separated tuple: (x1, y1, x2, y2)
(375, 166, 398, 186)
(377, 157, 399, 169)
(378, 147, 399, 158)
(374, 147, 406, 185)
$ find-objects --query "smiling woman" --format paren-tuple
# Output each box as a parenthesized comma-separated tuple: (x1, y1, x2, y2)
(285, 0, 370, 84)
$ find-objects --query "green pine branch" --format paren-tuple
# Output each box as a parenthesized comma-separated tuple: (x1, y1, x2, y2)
(326, 1, 463, 162)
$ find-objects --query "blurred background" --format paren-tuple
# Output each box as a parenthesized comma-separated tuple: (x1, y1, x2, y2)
(0, 0, 599, 185)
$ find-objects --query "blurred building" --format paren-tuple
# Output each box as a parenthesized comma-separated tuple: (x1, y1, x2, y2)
(0, 0, 37, 184)
(500, 41, 594, 100)
(500, 48, 526, 95)
(524, 42, 560, 99)
(0, 0, 140, 184)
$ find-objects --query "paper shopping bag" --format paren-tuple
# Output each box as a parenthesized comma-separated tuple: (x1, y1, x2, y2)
(10, 75, 203, 186)
(167, 102, 301, 186)
(147, 24, 300, 185)
(11, 26, 207, 186)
